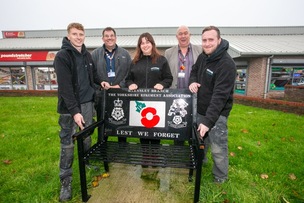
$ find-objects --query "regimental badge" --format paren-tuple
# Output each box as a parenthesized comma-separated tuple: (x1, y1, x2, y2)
(109, 98, 126, 124)
(167, 99, 188, 128)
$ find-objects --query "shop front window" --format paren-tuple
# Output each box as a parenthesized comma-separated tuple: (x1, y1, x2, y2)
(291, 68, 304, 86)
(0, 67, 27, 90)
(235, 68, 247, 95)
(270, 67, 304, 91)
(33, 67, 57, 90)
(0, 68, 11, 90)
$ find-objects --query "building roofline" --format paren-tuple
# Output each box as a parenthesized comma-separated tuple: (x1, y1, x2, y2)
(2, 26, 304, 39)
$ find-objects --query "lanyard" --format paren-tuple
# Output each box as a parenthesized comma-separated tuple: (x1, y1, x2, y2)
(178, 49, 189, 71)
(105, 50, 115, 68)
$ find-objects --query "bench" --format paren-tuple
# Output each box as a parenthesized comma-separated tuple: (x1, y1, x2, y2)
(73, 88, 206, 203)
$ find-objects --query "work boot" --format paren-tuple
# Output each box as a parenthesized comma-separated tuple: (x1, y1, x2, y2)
(59, 177, 72, 202)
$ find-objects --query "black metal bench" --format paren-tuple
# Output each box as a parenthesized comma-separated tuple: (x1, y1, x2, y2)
(74, 88, 205, 203)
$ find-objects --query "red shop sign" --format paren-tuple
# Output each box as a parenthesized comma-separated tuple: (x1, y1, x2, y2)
(0, 51, 57, 61)
(4, 31, 25, 38)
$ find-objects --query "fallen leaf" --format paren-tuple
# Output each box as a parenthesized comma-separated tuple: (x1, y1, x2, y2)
(292, 190, 299, 197)
(260, 173, 269, 179)
(229, 152, 235, 157)
(3, 160, 12, 165)
(237, 146, 242, 150)
(102, 172, 110, 178)
(241, 129, 249, 133)
(96, 175, 102, 181)
(289, 173, 297, 180)
(92, 181, 99, 187)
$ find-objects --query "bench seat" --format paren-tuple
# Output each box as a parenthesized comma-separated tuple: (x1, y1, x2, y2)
(85, 141, 196, 169)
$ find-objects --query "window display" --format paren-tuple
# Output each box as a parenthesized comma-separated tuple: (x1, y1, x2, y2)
(270, 67, 304, 91)
(235, 68, 247, 95)
(0, 67, 27, 90)
(33, 67, 57, 90)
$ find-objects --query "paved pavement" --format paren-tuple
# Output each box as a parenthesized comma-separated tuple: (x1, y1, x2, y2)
(87, 163, 194, 203)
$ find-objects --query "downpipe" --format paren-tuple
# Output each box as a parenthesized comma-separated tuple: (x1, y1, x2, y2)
(264, 55, 274, 99)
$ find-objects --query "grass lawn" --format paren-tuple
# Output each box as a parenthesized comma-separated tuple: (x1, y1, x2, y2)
(0, 96, 303, 203)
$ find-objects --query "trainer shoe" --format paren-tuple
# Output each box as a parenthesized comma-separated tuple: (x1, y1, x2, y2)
(214, 178, 227, 184)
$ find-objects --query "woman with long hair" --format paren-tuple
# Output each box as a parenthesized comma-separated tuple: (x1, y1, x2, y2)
(125, 32, 173, 167)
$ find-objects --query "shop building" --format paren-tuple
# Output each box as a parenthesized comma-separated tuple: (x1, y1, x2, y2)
(0, 26, 303, 99)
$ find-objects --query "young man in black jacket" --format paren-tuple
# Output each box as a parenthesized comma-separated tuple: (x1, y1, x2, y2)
(189, 26, 237, 183)
(54, 22, 102, 202)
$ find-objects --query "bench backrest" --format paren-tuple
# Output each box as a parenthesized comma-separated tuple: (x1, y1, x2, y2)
(100, 88, 194, 142)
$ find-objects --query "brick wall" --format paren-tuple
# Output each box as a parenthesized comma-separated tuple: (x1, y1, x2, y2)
(284, 85, 304, 102)
(246, 57, 267, 98)
(267, 91, 285, 99)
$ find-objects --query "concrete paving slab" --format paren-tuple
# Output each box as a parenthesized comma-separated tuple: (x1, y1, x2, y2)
(87, 163, 194, 203)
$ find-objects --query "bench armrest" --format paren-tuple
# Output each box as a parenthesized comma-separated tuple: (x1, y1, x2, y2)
(192, 123, 207, 149)
(72, 120, 104, 141)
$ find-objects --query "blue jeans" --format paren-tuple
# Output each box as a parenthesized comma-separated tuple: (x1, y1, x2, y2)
(197, 114, 228, 181)
(58, 102, 93, 181)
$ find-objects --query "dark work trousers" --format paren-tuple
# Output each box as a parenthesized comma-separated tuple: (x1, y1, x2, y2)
(58, 102, 93, 181)
(197, 114, 228, 181)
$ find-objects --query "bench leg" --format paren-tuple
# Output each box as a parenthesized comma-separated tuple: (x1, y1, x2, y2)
(194, 148, 204, 203)
(188, 169, 194, 182)
(76, 138, 91, 202)
(104, 161, 109, 172)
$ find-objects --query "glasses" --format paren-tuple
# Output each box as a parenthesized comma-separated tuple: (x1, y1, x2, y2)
(103, 34, 115, 39)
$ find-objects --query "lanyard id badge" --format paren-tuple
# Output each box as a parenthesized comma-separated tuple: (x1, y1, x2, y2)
(178, 65, 186, 78)
(108, 69, 116, 77)
(178, 71, 185, 78)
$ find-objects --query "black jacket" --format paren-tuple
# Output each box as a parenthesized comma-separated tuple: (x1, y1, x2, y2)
(91, 45, 132, 88)
(54, 37, 101, 116)
(189, 39, 236, 128)
(125, 55, 173, 88)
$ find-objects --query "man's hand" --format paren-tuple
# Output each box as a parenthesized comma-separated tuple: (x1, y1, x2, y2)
(197, 123, 209, 139)
(101, 81, 111, 90)
(110, 84, 120, 88)
(189, 82, 201, 93)
(154, 83, 164, 90)
(73, 113, 85, 130)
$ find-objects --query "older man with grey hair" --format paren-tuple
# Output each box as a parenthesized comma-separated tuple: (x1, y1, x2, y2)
(165, 25, 201, 145)
(165, 25, 201, 89)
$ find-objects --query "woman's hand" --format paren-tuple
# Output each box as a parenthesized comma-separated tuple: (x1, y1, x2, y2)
(128, 84, 138, 90)
(154, 83, 164, 90)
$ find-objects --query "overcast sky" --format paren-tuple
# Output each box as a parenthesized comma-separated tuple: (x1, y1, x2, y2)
(0, 0, 303, 38)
